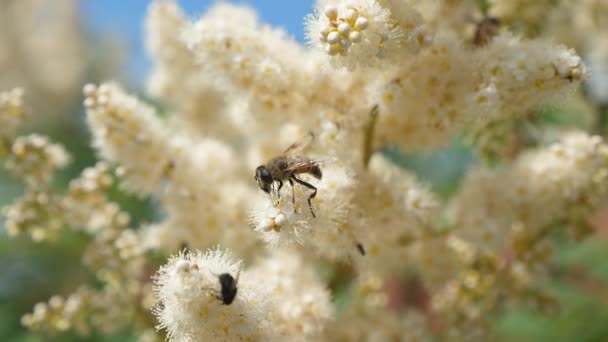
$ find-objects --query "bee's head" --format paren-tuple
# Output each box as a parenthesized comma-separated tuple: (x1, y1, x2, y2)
(255, 166, 273, 193)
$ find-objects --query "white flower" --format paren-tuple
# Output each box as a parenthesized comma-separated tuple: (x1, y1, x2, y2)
(250, 163, 362, 261)
(306, 0, 426, 69)
(84, 83, 173, 196)
(154, 248, 274, 341)
(248, 250, 334, 341)
(251, 194, 313, 246)
(355, 154, 440, 273)
(0, 87, 27, 144)
(146, 1, 230, 138)
(306, 0, 398, 69)
(5, 134, 69, 186)
(474, 33, 585, 118)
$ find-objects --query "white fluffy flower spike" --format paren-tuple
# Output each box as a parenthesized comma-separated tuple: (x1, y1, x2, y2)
(306, 0, 426, 69)
(154, 248, 273, 341)
(250, 163, 360, 261)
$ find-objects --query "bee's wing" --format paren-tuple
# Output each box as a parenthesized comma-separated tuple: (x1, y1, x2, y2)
(283, 131, 315, 155)
(284, 156, 337, 173)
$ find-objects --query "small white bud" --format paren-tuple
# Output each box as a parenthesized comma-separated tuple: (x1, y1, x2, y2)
(341, 39, 352, 49)
(84, 98, 96, 108)
(175, 259, 191, 273)
(325, 44, 340, 56)
(324, 6, 338, 20)
(49, 296, 63, 309)
(96, 95, 108, 106)
(274, 213, 288, 226)
(337, 22, 350, 35)
(260, 218, 274, 232)
(21, 314, 33, 327)
(115, 166, 126, 177)
(327, 31, 340, 44)
(83, 83, 97, 96)
(349, 31, 362, 43)
(97, 84, 110, 96)
(345, 9, 358, 22)
(354, 17, 368, 30)
(33, 303, 48, 318)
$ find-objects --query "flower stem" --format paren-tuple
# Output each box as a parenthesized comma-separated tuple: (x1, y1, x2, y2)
(363, 105, 379, 167)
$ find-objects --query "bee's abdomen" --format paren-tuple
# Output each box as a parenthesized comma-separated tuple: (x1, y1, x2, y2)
(310, 165, 322, 179)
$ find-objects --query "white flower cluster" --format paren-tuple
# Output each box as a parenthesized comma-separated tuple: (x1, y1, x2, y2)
(306, 0, 430, 69)
(154, 248, 333, 341)
(0, 0, 111, 123)
(0, 87, 27, 152)
(154, 249, 271, 341)
(375, 32, 584, 151)
(449, 131, 608, 254)
(84, 83, 173, 195)
(247, 250, 334, 341)
(84, 82, 257, 254)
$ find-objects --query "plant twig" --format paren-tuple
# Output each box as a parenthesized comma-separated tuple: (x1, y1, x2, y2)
(363, 104, 379, 167)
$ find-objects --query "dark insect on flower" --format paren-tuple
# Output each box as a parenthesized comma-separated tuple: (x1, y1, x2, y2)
(356, 242, 366, 256)
(254, 131, 334, 218)
(473, 17, 501, 47)
(218, 272, 238, 305)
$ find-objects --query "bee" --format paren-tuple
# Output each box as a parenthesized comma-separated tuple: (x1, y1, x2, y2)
(473, 16, 501, 47)
(218, 272, 239, 305)
(255, 132, 330, 218)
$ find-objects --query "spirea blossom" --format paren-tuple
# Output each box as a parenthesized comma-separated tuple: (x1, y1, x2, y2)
(0, 87, 27, 154)
(154, 248, 274, 341)
(354, 154, 440, 273)
(146, 1, 229, 137)
(0, 0, 88, 120)
(84, 82, 173, 195)
(250, 164, 359, 261)
(375, 32, 585, 151)
(5, 134, 69, 187)
(182, 3, 310, 131)
(473, 33, 585, 117)
(375, 34, 477, 150)
(306, 0, 428, 69)
(248, 250, 334, 341)
(449, 131, 608, 254)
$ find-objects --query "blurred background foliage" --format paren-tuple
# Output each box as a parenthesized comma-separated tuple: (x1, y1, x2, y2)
(1, 0, 608, 341)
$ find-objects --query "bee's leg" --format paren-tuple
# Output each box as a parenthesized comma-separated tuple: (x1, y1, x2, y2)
(292, 176, 317, 218)
(288, 178, 295, 204)
(276, 180, 283, 199)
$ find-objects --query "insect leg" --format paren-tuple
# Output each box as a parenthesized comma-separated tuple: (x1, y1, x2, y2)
(288, 178, 295, 204)
(276, 180, 283, 198)
(356, 243, 366, 256)
(292, 176, 317, 218)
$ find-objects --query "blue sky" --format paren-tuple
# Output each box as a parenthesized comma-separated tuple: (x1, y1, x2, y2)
(83, 0, 315, 84)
